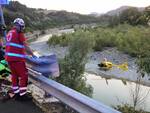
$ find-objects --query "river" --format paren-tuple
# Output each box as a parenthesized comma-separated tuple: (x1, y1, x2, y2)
(86, 73, 150, 112)
(30, 29, 150, 112)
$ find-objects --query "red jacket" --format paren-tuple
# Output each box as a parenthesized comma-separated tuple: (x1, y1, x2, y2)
(5, 27, 26, 62)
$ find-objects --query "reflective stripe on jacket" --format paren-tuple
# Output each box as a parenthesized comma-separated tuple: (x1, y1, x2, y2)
(5, 28, 26, 61)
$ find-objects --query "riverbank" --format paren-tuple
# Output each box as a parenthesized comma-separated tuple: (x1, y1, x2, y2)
(29, 29, 150, 112)
(28, 29, 77, 113)
(30, 29, 150, 87)
(86, 73, 150, 112)
(85, 48, 150, 87)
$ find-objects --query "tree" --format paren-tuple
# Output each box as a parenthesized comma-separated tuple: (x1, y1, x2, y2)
(108, 15, 120, 27)
(144, 6, 150, 25)
(119, 7, 142, 25)
(56, 32, 94, 97)
(129, 74, 150, 110)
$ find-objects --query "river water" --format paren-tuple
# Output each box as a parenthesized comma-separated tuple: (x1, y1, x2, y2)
(86, 73, 150, 112)
(30, 29, 150, 112)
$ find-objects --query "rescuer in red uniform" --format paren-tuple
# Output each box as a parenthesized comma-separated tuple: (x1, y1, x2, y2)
(5, 18, 35, 101)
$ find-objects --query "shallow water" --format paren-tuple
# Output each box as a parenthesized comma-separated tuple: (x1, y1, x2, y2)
(86, 73, 150, 112)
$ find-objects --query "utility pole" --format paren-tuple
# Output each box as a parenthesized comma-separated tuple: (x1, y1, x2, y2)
(0, 4, 6, 45)
(0, 0, 9, 46)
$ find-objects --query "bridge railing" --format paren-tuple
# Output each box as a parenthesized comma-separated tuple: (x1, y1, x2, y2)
(28, 68, 121, 113)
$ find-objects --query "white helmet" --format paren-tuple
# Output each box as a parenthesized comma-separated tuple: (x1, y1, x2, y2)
(13, 18, 25, 27)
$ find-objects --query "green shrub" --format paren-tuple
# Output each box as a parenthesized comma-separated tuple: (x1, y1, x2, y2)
(47, 34, 72, 47)
(93, 28, 116, 51)
(56, 35, 94, 97)
(115, 104, 150, 113)
(47, 25, 150, 74)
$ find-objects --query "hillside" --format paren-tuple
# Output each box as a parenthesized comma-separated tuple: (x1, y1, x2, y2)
(106, 6, 145, 16)
(2, 1, 150, 32)
(3, 1, 100, 31)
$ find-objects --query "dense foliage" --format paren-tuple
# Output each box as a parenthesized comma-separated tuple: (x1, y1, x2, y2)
(2, 1, 100, 32)
(115, 104, 150, 113)
(107, 6, 150, 27)
(47, 24, 150, 75)
(56, 32, 94, 97)
(2, 1, 150, 32)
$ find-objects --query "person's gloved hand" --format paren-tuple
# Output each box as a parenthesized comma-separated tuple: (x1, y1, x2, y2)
(32, 55, 38, 59)
(1, 25, 7, 31)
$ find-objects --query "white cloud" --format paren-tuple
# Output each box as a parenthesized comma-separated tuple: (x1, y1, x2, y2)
(16, 0, 150, 14)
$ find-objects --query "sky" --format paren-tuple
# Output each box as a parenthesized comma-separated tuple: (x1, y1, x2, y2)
(16, 0, 150, 14)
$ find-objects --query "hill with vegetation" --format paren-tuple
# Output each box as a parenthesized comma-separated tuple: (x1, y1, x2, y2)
(106, 6, 145, 16)
(2, 1, 100, 31)
(2, 1, 150, 32)
(100, 6, 150, 27)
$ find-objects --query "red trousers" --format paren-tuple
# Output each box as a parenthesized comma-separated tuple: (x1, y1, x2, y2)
(8, 61, 28, 96)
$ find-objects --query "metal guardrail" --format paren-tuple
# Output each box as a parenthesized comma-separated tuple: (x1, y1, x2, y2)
(28, 68, 121, 113)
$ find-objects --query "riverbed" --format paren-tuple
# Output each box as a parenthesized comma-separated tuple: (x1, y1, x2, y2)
(30, 29, 150, 112)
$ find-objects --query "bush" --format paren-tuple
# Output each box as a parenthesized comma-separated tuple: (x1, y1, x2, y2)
(47, 24, 150, 75)
(93, 28, 116, 51)
(115, 104, 150, 113)
(56, 34, 94, 97)
(47, 34, 72, 47)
